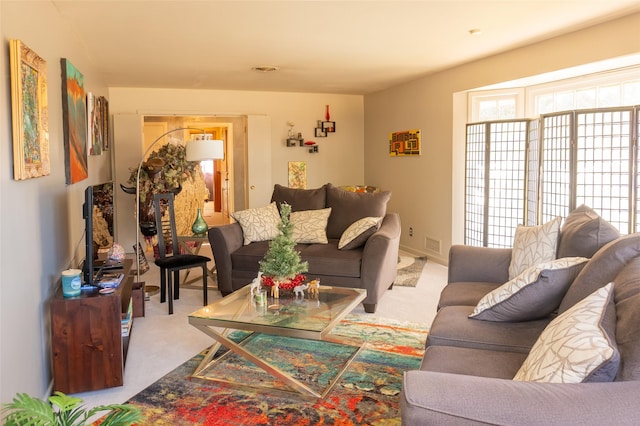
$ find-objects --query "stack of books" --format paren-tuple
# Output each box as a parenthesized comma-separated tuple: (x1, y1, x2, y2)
(98, 272, 124, 289)
(121, 298, 133, 337)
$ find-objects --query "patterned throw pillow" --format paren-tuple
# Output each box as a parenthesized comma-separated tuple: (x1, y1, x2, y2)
(470, 257, 588, 322)
(338, 217, 382, 250)
(508, 217, 562, 279)
(513, 283, 620, 383)
(290, 208, 331, 244)
(231, 202, 281, 245)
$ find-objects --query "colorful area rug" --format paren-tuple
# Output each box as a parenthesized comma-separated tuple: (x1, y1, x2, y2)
(395, 254, 427, 287)
(125, 316, 428, 425)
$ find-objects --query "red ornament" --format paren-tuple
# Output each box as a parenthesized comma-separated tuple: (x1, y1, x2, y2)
(325, 105, 331, 121)
(261, 274, 306, 290)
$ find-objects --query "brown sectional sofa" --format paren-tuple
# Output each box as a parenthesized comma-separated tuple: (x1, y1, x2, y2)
(402, 206, 640, 424)
(208, 183, 401, 313)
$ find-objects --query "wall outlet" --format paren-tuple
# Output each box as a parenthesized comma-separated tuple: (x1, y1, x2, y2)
(409, 227, 413, 237)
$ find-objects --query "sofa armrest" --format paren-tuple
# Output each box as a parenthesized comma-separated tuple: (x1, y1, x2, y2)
(447, 245, 512, 284)
(208, 223, 244, 295)
(361, 213, 401, 306)
(402, 371, 640, 425)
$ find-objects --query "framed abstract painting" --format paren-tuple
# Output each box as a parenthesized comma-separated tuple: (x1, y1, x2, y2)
(9, 39, 50, 180)
(61, 58, 88, 184)
(288, 161, 307, 189)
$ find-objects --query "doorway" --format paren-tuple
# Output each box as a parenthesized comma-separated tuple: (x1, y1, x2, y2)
(142, 115, 245, 227)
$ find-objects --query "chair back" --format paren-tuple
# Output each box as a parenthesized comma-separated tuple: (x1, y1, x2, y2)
(153, 192, 180, 258)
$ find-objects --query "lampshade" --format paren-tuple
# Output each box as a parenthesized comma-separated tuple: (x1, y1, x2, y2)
(186, 134, 224, 161)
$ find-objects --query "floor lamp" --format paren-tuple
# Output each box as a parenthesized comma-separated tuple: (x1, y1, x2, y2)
(134, 127, 224, 282)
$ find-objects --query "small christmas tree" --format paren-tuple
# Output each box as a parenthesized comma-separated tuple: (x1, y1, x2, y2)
(259, 203, 308, 286)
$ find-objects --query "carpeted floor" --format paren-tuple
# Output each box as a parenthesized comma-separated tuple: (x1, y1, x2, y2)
(395, 254, 428, 287)
(125, 315, 428, 425)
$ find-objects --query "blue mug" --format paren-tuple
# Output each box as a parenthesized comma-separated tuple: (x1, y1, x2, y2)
(61, 269, 82, 297)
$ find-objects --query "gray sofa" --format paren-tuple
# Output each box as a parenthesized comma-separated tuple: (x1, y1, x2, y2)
(208, 183, 401, 313)
(402, 206, 640, 424)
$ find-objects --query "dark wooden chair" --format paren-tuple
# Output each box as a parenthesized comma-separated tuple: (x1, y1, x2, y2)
(153, 192, 210, 314)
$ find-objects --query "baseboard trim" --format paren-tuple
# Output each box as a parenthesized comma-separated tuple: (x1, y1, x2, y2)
(399, 244, 447, 266)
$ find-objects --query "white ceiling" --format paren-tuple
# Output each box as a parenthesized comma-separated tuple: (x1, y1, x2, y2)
(52, 0, 640, 95)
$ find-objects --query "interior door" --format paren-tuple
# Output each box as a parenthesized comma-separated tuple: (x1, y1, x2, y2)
(112, 114, 143, 252)
(247, 115, 272, 208)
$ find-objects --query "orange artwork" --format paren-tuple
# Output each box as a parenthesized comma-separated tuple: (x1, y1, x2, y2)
(61, 58, 88, 184)
(389, 129, 421, 156)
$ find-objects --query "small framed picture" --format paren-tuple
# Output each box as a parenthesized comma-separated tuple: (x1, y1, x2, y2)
(322, 121, 335, 132)
(314, 128, 327, 137)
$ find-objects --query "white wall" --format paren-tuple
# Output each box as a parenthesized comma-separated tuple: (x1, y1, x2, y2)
(365, 12, 640, 264)
(107, 88, 365, 247)
(1, 2, 113, 402)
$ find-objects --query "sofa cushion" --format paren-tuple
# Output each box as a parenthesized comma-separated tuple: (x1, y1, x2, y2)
(469, 257, 588, 322)
(231, 202, 281, 245)
(438, 282, 502, 309)
(559, 233, 640, 313)
(325, 183, 391, 239)
(420, 346, 528, 380)
(290, 208, 331, 244)
(301, 241, 362, 278)
(612, 256, 640, 381)
(427, 305, 550, 353)
(338, 216, 382, 250)
(557, 205, 620, 259)
(230, 240, 273, 271)
(271, 184, 327, 212)
(514, 283, 619, 383)
(509, 217, 561, 279)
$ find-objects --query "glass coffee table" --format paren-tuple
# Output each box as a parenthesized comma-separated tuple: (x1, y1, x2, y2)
(188, 285, 366, 399)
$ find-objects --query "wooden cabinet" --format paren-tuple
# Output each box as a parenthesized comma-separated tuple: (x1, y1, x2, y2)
(51, 259, 134, 394)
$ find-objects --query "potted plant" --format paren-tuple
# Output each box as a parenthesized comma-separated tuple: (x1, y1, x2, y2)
(120, 142, 208, 247)
(2, 391, 142, 425)
(259, 203, 308, 294)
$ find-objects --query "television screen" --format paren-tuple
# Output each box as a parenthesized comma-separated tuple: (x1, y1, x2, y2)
(83, 182, 115, 285)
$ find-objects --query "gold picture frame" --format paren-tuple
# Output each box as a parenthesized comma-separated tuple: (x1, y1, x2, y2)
(9, 39, 50, 180)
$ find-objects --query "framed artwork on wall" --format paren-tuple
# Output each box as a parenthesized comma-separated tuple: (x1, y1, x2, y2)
(61, 58, 89, 184)
(9, 39, 50, 180)
(389, 129, 421, 156)
(87, 93, 110, 155)
(288, 161, 307, 189)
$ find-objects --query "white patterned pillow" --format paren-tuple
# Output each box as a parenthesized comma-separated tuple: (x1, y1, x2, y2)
(231, 202, 281, 245)
(470, 257, 588, 322)
(290, 208, 331, 244)
(514, 283, 620, 383)
(509, 217, 562, 279)
(338, 217, 382, 250)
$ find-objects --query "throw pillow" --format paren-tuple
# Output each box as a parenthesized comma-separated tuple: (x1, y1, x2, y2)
(231, 202, 281, 245)
(338, 216, 383, 250)
(289, 208, 331, 244)
(271, 184, 327, 212)
(325, 183, 391, 239)
(470, 257, 588, 322)
(513, 283, 620, 383)
(556, 204, 620, 259)
(508, 217, 562, 279)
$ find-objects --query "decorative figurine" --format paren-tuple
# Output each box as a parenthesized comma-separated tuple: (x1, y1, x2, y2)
(308, 279, 320, 297)
(250, 272, 263, 298)
(293, 283, 309, 298)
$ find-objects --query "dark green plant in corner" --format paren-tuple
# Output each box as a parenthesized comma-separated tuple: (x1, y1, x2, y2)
(2, 391, 142, 426)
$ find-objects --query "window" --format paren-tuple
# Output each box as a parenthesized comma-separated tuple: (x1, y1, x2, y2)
(465, 107, 638, 247)
(465, 66, 640, 247)
(468, 89, 524, 122)
(465, 120, 530, 247)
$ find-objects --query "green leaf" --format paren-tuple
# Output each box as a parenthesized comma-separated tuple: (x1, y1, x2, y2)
(2, 393, 55, 426)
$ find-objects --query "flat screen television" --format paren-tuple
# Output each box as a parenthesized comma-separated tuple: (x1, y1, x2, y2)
(82, 182, 115, 285)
